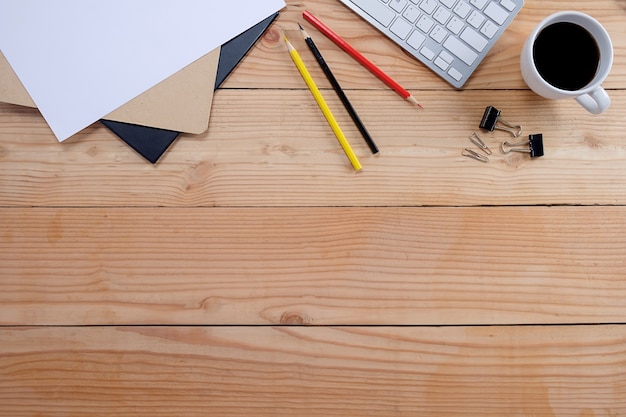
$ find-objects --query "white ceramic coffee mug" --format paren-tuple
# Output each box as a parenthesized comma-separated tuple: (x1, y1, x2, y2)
(520, 11, 613, 114)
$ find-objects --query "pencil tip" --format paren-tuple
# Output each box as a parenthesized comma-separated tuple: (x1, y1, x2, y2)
(298, 23, 310, 40)
(282, 33, 295, 52)
(406, 95, 423, 109)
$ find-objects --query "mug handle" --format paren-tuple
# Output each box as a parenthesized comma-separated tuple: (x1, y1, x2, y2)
(575, 86, 611, 114)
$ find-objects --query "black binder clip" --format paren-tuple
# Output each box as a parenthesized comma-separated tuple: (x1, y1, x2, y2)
(479, 105, 522, 138)
(501, 133, 544, 158)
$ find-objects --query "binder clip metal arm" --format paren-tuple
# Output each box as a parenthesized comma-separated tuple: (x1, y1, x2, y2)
(462, 148, 489, 162)
(469, 131, 492, 155)
(480, 105, 522, 138)
(462, 132, 491, 162)
(501, 134, 544, 158)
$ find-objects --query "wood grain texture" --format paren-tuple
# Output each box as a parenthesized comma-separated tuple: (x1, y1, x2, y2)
(2, 89, 626, 207)
(1, 206, 625, 326)
(1, 326, 625, 417)
(2, 0, 626, 414)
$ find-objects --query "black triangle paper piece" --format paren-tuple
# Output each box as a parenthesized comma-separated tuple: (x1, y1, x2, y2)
(100, 120, 179, 164)
(101, 12, 279, 164)
(215, 13, 279, 88)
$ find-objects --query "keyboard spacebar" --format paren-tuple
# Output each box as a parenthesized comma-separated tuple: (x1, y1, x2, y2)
(348, 0, 395, 27)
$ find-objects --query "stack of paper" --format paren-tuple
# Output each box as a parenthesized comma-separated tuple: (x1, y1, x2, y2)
(0, 0, 285, 162)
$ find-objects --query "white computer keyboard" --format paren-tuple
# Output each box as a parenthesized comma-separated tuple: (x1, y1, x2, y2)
(338, 0, 524, 88)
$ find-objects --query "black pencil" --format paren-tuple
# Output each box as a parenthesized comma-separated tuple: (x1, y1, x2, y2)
(299, 24, 379, 154)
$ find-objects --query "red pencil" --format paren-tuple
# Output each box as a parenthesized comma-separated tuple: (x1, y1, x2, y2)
(303, 10, 423, 109)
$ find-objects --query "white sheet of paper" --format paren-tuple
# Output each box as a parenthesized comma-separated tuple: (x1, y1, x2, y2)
(0, 0, 284, 141)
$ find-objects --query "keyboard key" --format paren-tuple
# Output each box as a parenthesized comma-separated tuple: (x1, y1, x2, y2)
(453, 1, 471, 19)
(407, 31, 426, 49)
(467, 10, 486, 28)
(417, 15, 435, 32)
(419, 0, 438, 14)
(350, 0, 396, 26)
(342, 0, 523, 87)
(469, 0, 488, 9)
(420, 46, 436, 60)
(402, 5, 420, 22)
(433, 7, 451, 24)
(480, 19, 498, 38)
(448, 66, 463, 81)
(446, 16, 464, 35)
(390, 0, 408, 13)
(434, 56, 450, 70)
(460, 27, 488, 52)
(439, 50, 454, 64)
(500, 0, 516, 11)
(443, 35, 478, 65)
(484, 2, 509, 25)
(430, 25, 448, 43)
(390, 18, 413, 39)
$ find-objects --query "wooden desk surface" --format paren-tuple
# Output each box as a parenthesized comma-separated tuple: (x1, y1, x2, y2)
(1, 0, 626, 414)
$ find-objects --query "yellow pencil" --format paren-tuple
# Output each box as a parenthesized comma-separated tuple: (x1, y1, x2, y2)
(283, 34, 362, 171)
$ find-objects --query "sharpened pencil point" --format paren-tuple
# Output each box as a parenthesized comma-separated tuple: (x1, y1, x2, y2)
(298, 23, 310, 39)
(407, 95, 423, 109)
(283, 33, 295, 52)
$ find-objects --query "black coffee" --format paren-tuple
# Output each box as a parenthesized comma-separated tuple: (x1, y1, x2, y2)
(533, 22, 600, 91)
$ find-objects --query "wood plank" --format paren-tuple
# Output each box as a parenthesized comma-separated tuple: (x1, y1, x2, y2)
(221, 0, 626, 90)
(1, 325, 625, 416)
(1, 206, 625, 326)
(2, 89, 626, 207)
(2, 2, 625, 415)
